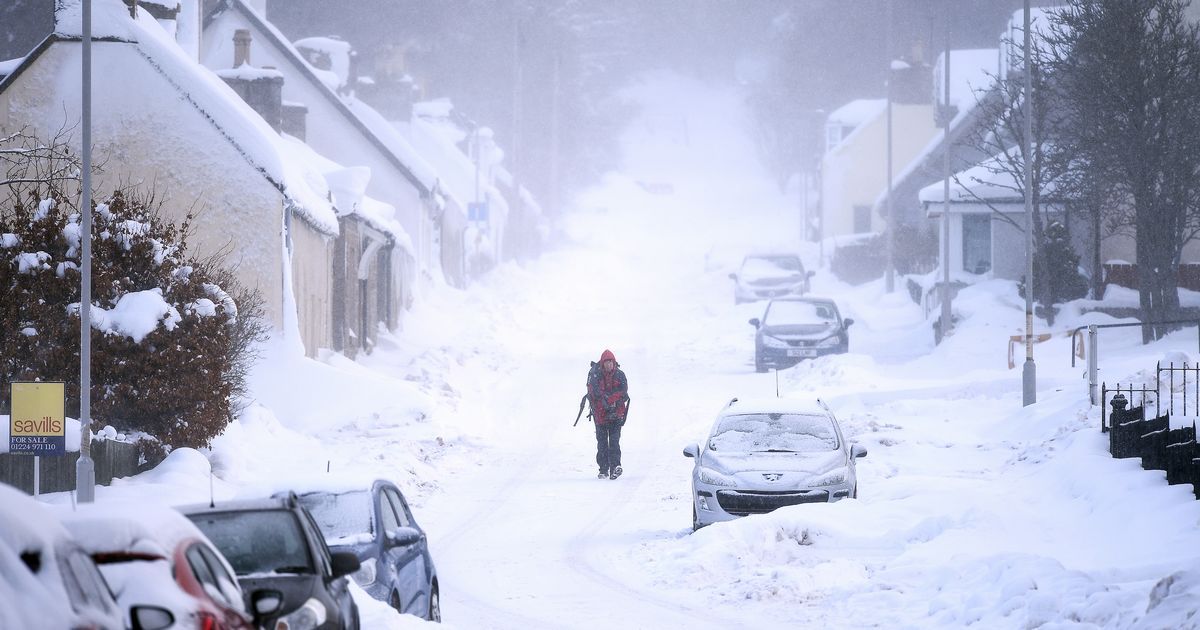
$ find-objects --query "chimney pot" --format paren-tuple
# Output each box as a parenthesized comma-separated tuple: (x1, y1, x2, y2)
(233, 28, 252, 67)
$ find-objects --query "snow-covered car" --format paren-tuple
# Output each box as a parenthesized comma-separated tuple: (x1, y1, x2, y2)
(179, 493, 361, 630)
(295, 480, 440, 622)
(749, 296, 854, 372)
(729, 254, 814, 303)
(57, 502, 256, 630)
(683, 397, 867, 531)
(0, 482, 170, 630)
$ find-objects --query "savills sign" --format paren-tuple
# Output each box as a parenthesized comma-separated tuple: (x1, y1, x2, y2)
(10, 382, 66, 456)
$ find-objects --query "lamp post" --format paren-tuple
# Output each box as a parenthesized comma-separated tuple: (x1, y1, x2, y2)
(884, 0, 895, 294)
(76, 0, 95, 503)
(1022, 0, 1037, 406)
(940, 22, 952, 339)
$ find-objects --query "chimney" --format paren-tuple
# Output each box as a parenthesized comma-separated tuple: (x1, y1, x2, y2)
(217, 30, 285, 133)
(233, 28, 251, 67)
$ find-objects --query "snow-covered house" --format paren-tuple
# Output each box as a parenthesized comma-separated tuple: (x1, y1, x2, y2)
(819, 60, 940, 242)
(874, 49, 1001, 234)
(0, 0, 338, 356)
(200, 0, 467, 296)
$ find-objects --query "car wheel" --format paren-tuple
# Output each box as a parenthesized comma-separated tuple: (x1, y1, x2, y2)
(755, 353, 767, 373)
(427, 584, 441, 622)
(390, 591, 403, 613)
(852, 484, 858, 499)
(349, 603, 361, 630)
(692, 504, 702, 532)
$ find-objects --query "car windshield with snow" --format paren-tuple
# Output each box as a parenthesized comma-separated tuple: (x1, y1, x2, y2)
(179, 494, 361, 630)
(684, 398, 867, 531)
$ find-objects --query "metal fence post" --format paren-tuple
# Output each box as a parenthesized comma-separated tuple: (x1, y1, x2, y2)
(1088, 324, 1099, 406)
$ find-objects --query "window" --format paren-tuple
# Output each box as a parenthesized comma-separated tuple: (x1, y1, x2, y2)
(853, 205, 872, 233)
(962, 214, 992, 273)
(378, 491, 401, 533)
(384, 488, 412, 528)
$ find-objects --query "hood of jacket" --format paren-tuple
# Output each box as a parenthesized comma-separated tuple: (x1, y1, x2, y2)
(600, 349, 617, 364)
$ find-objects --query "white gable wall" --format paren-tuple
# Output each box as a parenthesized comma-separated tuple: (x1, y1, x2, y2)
(0, 40, 289, 328)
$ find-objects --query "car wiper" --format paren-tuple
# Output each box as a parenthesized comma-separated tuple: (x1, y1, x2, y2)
(763, 449, 797, 453)
(273, 565, 313, 574)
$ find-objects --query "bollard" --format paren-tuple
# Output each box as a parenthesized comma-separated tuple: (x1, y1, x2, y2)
(1088, 325, 1099, 406)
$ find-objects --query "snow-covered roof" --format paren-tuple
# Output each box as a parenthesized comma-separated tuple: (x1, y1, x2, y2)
(46, 0, 338, 236)
(999, 7, 1065, 81)
(827, 99, 886, 129)
(203, 0, 437, 197)
(918, 146, 1060, 208)
(293, 36, 352, 87)
(934, 49, 999, 109)
(280, 134, 414, 256)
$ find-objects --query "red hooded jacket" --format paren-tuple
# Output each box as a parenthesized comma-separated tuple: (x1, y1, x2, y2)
(587, 349, 628, 425)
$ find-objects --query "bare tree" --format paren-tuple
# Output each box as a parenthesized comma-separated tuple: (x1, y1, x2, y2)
(1047, 0, 1200, 341)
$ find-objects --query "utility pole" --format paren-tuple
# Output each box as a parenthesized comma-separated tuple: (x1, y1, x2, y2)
(884, 0, 895, 293)
(1022, 0, 1037, 406)
(940, 16, 952, 339)
(76, 0, 95, 503)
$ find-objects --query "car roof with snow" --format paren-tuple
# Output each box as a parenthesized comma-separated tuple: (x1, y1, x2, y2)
(720, 397, 831, 417)
(55, 502, 215, 558)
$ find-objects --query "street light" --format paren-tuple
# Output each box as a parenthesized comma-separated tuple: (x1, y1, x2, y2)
(76, 0, 95, 502)
(884, 0, 895, 294)
(1022, 0, 1037, 406)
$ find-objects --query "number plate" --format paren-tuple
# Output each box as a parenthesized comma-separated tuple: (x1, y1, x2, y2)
(787, 348, 816, 357)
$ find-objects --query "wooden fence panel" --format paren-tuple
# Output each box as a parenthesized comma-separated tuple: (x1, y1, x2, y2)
(0, 440, 139, 495)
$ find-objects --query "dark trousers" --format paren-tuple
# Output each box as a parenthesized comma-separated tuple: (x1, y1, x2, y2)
(595, 423, 622, 473)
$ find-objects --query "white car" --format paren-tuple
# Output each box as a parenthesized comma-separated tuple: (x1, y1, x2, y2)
(683, 397, 867, 531)
(729, 254, 813, 303)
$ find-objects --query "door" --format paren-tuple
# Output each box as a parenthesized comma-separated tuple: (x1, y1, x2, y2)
(380, 487, 427, 614)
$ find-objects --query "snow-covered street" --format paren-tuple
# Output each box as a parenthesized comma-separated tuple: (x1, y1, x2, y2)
(15, 74, 1200, 629)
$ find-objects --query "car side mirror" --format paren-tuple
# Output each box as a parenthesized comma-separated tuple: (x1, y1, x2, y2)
(387, 526, 423, 548)
(843, 318, 854, 328)
(850, 444, 868, 459)
(683, 444, 699, 458)
(329, 551, 361, 580)
(748, 318, 760, 328)
(250, 589, 284, 618)
(130, 606, 175, 630)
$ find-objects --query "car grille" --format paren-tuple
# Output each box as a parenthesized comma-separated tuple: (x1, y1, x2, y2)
(716, 489, 829, 515)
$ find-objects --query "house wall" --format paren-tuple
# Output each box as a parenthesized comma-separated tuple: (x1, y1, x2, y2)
(821, 103, 938, 239)
(0, 41, 288, 327)
(289, 214, 333, 355)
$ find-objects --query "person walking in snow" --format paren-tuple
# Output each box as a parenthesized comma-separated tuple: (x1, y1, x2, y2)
(587, 349, 628, 480)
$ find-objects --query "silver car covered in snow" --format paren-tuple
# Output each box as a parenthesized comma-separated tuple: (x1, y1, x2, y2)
(683, 397, 866, 530)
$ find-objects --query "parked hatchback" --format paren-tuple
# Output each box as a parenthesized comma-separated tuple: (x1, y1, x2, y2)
(58, 502, 255, 630)
(179, 493, 361, 630)
(0, 482, 167, 630)
(295, 480, 440, 622)
(683, 397, 867, 530)
(729, 254, 813, 303)
(750, 296, 853, 372)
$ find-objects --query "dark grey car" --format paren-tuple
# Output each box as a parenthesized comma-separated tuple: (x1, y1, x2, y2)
(751, 297, 853, 372)
(179, 494, 361, 630)
(296, 480, 440, 622)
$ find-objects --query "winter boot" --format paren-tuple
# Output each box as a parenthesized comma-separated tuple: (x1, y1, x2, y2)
(609, 466, 623, 480)
(598, 470, 608, 479)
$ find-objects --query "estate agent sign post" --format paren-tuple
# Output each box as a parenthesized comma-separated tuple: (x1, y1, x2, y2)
(10, 382, 66, 496)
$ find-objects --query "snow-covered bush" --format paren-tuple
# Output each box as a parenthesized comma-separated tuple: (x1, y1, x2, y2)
(0, 136, 266, 453)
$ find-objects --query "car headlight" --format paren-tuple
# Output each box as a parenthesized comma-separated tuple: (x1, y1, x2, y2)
(273, 597, 326, 630)
(816, 335, 841, 348)
(697, 467, 738, 487)
(810, 468, 848, 487)
(760, 335, 789, 349)
(352, 557, 377, 587)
